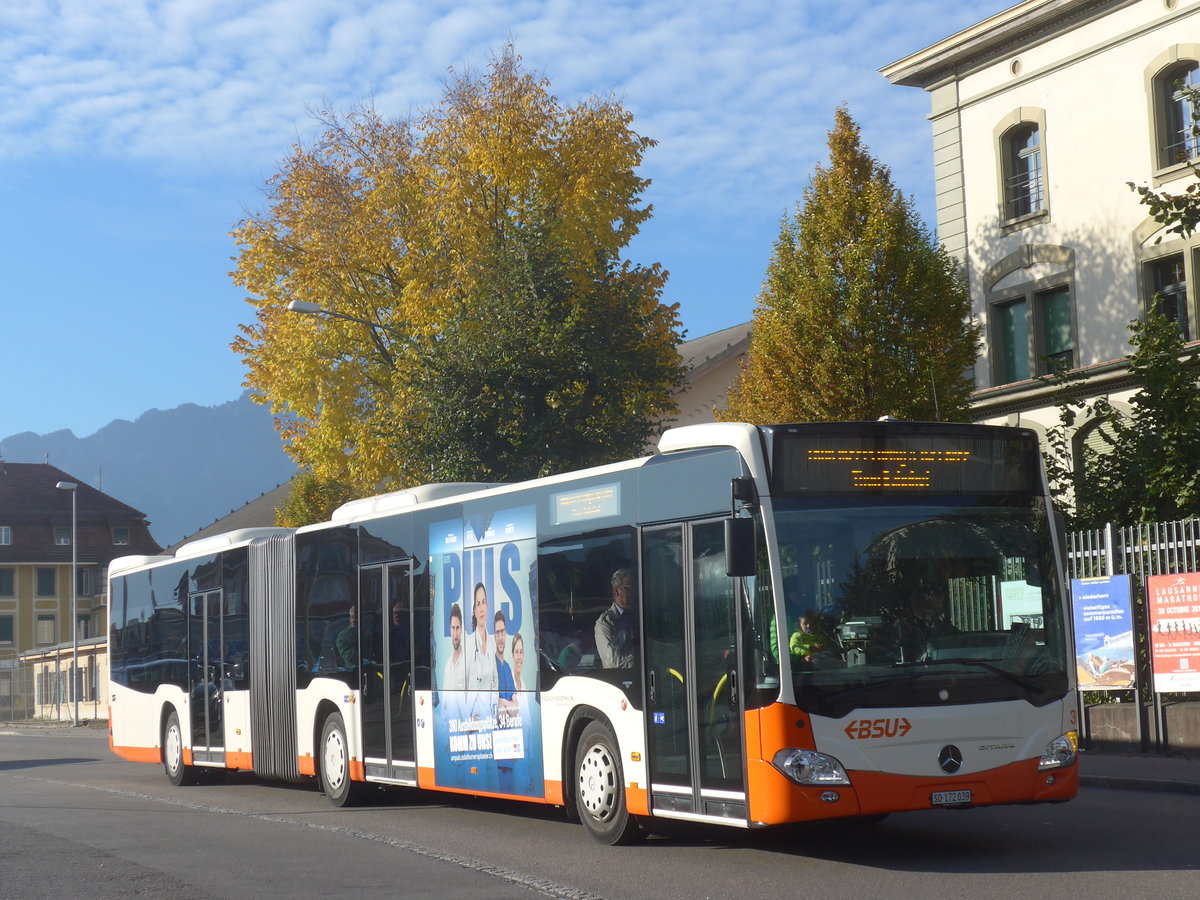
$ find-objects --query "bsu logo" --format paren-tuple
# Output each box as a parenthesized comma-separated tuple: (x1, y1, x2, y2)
(843, 717, 912, 740)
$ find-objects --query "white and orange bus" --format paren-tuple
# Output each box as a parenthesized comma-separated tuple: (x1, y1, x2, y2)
(107, 421, 1077, 843)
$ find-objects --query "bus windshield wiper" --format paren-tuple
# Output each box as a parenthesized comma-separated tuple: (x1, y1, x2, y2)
(893, 658, 1042, 692)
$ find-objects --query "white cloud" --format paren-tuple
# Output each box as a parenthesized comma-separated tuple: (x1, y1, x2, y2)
(0, 0, 1006, 221)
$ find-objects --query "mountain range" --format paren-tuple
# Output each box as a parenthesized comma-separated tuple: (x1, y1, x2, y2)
(1, 392, 296, 548)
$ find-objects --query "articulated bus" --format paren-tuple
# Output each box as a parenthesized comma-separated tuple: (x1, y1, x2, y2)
(107, 421, 1078, 843)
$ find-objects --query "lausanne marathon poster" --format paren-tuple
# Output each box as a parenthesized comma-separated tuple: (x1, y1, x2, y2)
(1070, 575, 1135, 690)
(429, 505, 544, 796)
(1147, 571, 1200, 693)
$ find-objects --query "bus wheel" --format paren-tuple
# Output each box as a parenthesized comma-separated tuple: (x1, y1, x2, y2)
(163, 711, 200, 786)
(319, 712, 364, 807)
(575, 721, 643, 844)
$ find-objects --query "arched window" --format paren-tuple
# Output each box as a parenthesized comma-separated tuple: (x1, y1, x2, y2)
(1155, 60, 1199, 169)
(1002, 123, 1044, 220)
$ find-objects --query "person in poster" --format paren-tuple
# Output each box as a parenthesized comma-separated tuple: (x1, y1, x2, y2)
(430, 506, 544, 798)
(465, 582, 498, 720)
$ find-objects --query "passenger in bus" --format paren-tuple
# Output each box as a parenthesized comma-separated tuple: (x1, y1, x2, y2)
(899, 587, 956, 662)
(595, 568, 636, 668)
(335, 605, 359, 670)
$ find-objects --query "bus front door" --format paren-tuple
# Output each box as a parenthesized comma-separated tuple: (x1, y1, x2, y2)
(359, 562, 416, 784)
(188, 588, 225, 765)
(642, 520, 748, 824)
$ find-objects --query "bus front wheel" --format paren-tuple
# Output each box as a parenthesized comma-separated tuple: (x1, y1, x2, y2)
(574, 721, 643, 844)
(319, 711, 365, 807)
(163, 710, 200, 786)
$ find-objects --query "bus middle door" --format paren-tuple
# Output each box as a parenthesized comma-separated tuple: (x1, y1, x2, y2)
(359, 561, 416, 784)
(642, 519, 747, 824)
(188, 588, 225, 764)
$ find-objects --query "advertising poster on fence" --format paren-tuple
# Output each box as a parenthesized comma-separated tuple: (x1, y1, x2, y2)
(1071, 575, 1135, 690)
(429, 505, 545, 797)
(1147, 571, 1200, 693)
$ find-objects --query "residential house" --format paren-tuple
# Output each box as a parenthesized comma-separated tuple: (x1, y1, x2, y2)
(0, 462, 160, 718)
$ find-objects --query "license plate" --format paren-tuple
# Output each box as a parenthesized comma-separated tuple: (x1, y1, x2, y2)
(931, 789, 972, 807)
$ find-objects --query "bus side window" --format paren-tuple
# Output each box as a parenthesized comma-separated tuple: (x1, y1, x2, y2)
(537, 528, 636, 681)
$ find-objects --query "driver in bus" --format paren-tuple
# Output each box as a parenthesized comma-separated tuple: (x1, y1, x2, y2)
(336, 604, 359, 670)
(595, 568, 636, 668)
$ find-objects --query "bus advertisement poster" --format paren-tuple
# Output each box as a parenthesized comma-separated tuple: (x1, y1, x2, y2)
(1070, 575, 1135, 690)
(1147, 571, 1200, 693)
(429, 505, 545, 797)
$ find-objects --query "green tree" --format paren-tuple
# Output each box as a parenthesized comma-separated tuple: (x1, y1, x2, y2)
(232, 47, 683, 497)
(719, 107, 979, 424)
(400, 228, 681, 481)
(1073, 313, 1200, 527)
(276, 471, 355, 528)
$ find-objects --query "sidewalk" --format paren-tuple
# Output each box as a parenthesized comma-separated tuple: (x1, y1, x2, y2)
(1079, 749, 1200, 795)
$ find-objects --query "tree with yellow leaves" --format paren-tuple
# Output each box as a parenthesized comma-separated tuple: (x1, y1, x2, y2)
(233, 47, 683, 514)
(720, 108, 979, 424)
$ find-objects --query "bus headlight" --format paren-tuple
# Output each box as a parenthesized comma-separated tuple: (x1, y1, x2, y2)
(1037, 732, 1079, 771)
(772, 748, 851, 786)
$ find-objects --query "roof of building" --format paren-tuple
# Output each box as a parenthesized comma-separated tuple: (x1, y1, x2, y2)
(678, 321, 752, 383)
(881, 0, 1135, 88)
(166, 482, 292, 553)
(0, 461, 161, 563)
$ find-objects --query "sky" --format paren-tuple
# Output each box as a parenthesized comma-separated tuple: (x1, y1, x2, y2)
(0, 0, 1009, 440)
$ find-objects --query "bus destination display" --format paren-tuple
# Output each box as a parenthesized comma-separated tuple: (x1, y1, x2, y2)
(771, 426, 1039, 496)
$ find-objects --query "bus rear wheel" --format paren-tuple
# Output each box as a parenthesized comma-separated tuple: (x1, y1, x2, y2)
(163, 710, 200, 786)
(319, 711, 365, 807)
(574, 721, 643, 845)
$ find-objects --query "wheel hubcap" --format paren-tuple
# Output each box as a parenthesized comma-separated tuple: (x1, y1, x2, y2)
(166, 725, 181, 774)
(324, 729, 346, 790)
(578, 743, 617, 822)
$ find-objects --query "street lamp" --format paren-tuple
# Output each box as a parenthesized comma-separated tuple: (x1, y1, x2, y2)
(285, 300, 408, 367)
(54, 480, 79, 727)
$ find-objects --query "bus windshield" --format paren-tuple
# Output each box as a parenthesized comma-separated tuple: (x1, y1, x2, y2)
(772, 496, 1069, 718)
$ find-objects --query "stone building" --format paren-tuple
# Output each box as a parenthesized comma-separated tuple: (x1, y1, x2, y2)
(883, 0, 1200, 457)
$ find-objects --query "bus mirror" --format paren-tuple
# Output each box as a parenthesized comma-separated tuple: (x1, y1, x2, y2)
(725, 517, 756, 577)
(731, 476, 756, 506)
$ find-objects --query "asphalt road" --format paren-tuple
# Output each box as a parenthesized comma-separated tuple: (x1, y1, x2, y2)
(2, 725, 1197, 899)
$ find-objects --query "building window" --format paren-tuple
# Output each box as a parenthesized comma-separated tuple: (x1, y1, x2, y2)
(0, 615, 13, 645)
(1155, 61, 1199, 169)
(1038, 286, 1075, 373)
(990, 281, 1076, 385)
(77, 568, 94, 597)
(36, 614, 56, 645)
(1002, 123, 1045, 220)
(996, 298, 1030, 383)
(112, 526, 130, 546)
(54, 526, 71, 546)
(1145, 253, 1190, 339)
(0, 526, 11, 545)
(0, 567, 13, 597)
(36, 567, 56, 597)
